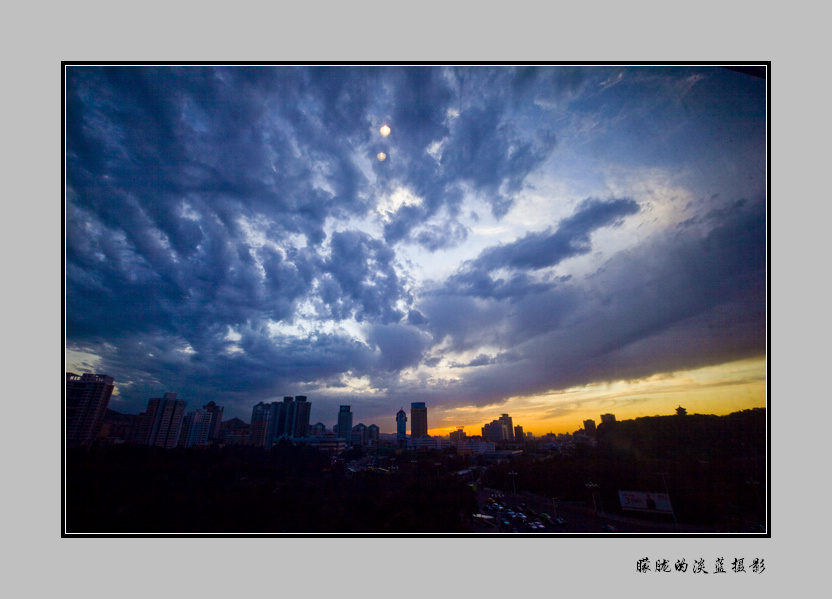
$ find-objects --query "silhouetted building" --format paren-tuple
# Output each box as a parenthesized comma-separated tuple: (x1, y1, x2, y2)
(337, 406, 353, 442)
(98, 409, 140, 444)
(450, 426, 467, 444)
(482, 414, 514, 442)
(514, 425, 525, 441)
(66, 372, 115, 446)
(203, 401, 224, 442)
(600, 413, 616, 424)
(250, 401, 274, 447)
(220, 417, 249, 445)
(179, 411, 195, 448)
(179, 408, 213, 447)
(352, 423, 368, 446)
(367, 424, 380, 447)
(396, 408, 407, 446)
(288, 396, 311, 438)
(411, 402, 428, 438)
(583, 419, 597, 436)
(267, 396, 312, 443)
(142, 393, 187, 448)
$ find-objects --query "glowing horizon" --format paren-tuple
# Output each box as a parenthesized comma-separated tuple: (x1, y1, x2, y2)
(427, 356, 766, 437)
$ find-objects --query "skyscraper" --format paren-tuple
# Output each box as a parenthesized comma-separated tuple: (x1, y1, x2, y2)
(286, 395, 311, 438)
(337, 406, 353, 441)
(396, 408, 407, 447)
(66, 372, 115, 446)
(411, 402, 428, 438)
(142, 393, 187, 448)
(268, 396, 313, 443)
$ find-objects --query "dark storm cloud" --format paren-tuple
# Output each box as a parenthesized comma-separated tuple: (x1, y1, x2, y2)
(318, 230, 407, 323)
(475, 197, 640, 271)
(67, 67, 371, 243)
(366, 324, 431, 372)
(442, 197, 639, 302)
(449, 352, 517, 369)
(99, 326, 379, 411)
(65, 66, 420, 415)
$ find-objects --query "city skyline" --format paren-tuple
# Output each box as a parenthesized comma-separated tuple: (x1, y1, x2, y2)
(65, 65, 767, 436)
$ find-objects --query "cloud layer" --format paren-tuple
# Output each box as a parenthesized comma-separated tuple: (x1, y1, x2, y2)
(65, 66, 767, 427)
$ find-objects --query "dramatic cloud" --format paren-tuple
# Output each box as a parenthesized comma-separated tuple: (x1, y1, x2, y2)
(65, 65, 767, 430)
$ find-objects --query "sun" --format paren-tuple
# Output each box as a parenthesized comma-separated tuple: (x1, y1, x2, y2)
(379, 124, 391, 137)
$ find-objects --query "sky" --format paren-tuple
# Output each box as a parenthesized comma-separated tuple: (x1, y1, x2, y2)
(65, 65, 767, 435)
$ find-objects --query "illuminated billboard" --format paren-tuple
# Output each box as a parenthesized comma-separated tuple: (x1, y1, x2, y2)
(618, 490, 673, 513)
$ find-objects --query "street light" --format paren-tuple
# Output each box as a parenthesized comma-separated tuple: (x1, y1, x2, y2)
(585, 481, 598, 513)
(509, 471, 518, 495)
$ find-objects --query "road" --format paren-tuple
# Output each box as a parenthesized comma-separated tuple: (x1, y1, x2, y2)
(470, 487, 720, 534)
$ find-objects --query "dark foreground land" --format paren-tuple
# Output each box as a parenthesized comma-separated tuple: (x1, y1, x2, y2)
(66, 443, 478, 533)
(65, 409, 766, 535)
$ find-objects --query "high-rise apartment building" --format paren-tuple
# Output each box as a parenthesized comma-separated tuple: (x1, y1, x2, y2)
(250, 401, 274, 447)
(268, 398, 290, 443)
(337, 406, 353, 441)
(285, 396, 311, 438)
(66, 372, 115, 446)
(203, 401, 224, 442)
(142, 393, 187, 448)
(252, 396, 313, 448)
(179, 408, 214, 447)
(411, 402, 428, 438)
